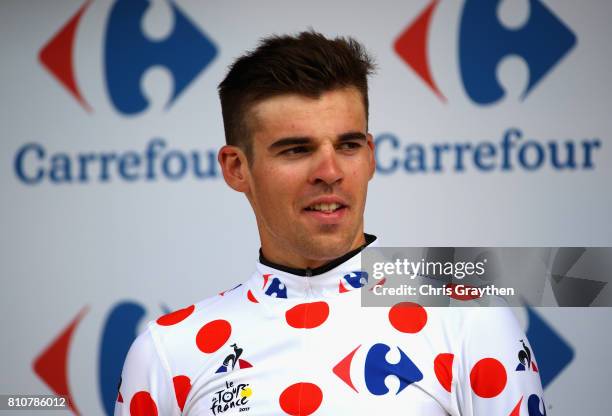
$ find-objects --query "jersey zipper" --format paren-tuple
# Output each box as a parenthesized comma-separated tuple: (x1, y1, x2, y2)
(305, 267, 313, 297)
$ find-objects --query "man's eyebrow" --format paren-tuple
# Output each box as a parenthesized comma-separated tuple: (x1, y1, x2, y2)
(268, 132, 367, 150)
(338, 132, 367, 142)
(268, 137, 311, 150)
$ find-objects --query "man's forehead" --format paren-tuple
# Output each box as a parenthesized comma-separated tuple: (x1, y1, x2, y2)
(248, 87, 366, 141)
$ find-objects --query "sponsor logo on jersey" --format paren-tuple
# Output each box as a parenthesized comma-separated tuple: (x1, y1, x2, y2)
(339, 271, 369, 293)
(211, 380, 252, 415)
(215, 343, 253, 373)
(365, 343, 424, 395)
(516, 339, 539, 372)
(262, 274, 288, 299)
(333, 343, 423, 395)
(528, 394, 547, 416)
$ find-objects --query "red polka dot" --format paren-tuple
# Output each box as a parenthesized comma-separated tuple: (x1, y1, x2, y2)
(470, 358, 507, 398)
(279, 382, 323, 415)
(156, 305, 195, 326)
(434, 353, 454, 393)
(173, 375, 191, 412)
(196, 319, 232, 353)
(247, 290, 259, 303)
(285, 302, 329, 329)
(130, 391, 158, 416)
(388, 302, 427, 333)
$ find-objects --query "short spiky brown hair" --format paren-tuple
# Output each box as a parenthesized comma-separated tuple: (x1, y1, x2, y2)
(218, 31, 376, 162)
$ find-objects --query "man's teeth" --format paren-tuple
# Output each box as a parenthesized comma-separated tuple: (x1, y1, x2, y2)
(308, 203, 342, 212)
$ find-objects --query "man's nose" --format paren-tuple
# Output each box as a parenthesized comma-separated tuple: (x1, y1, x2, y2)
(309, 144, 343, 186)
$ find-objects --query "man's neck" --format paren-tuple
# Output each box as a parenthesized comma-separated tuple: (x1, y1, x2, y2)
(259, 233, 377, 277)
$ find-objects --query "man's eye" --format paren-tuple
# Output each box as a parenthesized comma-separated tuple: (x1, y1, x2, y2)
(281, 146, 309, 156)
(338, 142, 362, 150)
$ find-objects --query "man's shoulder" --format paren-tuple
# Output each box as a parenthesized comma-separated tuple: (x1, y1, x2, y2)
(423, 301, 522, 344)
(153, 281, 248, 334)
(124, 281, 253, 379)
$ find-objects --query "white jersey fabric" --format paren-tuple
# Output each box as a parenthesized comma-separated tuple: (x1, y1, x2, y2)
(116, 241, 544, 415)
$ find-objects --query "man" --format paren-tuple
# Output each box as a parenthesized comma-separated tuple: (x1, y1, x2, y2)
(116, 31, 544, 415)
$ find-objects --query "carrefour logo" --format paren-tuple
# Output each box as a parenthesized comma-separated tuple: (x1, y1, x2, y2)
(39, 0, 217, 115)
(14, 0, 220, 185)
(394, 0, 577, 104)
(377, 0, 603, 175)
(33, 301, 169, 415)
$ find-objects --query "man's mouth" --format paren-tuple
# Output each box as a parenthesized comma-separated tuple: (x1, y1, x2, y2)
(304, 202, 345, 213)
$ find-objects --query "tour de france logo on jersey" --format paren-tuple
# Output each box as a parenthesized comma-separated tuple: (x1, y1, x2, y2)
(210, 380, 252, 415)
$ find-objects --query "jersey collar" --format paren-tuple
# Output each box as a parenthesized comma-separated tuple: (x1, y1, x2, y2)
(251, 234, 377, 299)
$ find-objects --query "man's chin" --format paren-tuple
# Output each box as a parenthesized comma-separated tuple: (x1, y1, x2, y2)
(301, 231, 361, 262)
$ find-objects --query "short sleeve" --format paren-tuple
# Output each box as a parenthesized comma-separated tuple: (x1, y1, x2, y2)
(454, 307, 545, 415)
(114, 324, 179, 416)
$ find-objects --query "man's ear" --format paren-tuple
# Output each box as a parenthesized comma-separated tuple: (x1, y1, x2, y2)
(218, 145, 250, 193)
(366, 133, 376, 180)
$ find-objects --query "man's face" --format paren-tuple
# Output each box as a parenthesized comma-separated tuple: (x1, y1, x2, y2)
(243, 87, 375, 267)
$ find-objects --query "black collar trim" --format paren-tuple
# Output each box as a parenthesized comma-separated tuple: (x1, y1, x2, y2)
(258, 233, 377, 277)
